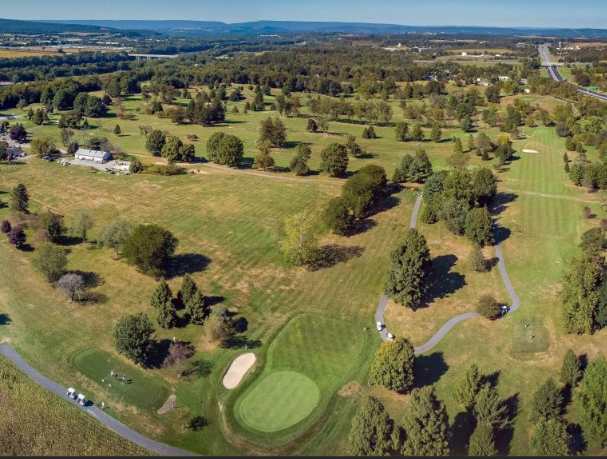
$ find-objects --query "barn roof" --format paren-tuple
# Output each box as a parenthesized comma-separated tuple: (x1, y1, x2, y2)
(75, 148, 110, 159)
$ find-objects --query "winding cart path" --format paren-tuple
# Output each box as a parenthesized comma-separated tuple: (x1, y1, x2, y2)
(0, 344, 200, 457)
(376, 193, 521, 355)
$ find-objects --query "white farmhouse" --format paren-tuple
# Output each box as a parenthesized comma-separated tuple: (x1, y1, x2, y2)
(75, 148, 112, 164)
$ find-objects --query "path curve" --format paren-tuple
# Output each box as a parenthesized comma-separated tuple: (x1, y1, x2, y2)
(375, 193, 521, 355)
(0, 344, 200, 457)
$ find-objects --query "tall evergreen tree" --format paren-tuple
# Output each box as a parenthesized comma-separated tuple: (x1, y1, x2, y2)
(560, 348, 582, 387)
(347, 396, 394, 456)
(157, 301, 178, 329)
(384, 228, 432, 310)
(529, 378, 563, 424)
(400, 386, 450, 456)
(151, 279, 173, 310)
(454, 364, 483, 411)
(468, 422, 497, 457)
(186, 290, 208, 325)
(10, 183, 29, 214)
(576, 358, 607, 447)
(178, 274, 198, 307)
(529, 418, 571, 456)
(474, 384, 507, 430)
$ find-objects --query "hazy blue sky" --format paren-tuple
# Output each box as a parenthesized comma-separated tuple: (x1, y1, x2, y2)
(9, 0, 607, 28)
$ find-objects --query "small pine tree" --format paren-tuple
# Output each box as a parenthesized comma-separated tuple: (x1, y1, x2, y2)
(454, 364, 483, 411)
(151, 279, 172, 310)
(477, 295, 501, 320)
(186, 290, 208, 325)
(157, 301, 178, 329)
(114, 124, 121, 135)
(563, 152, 568, 163)
(468, 134, 475, 152)
(178, 274, 198, 307)
(469, 245, 488, 272)
(453, 137, 463, 155)
(564, 162, 570, 173)
(560, 348, 582, 387)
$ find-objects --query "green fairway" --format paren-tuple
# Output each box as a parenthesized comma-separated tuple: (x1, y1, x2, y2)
(233, 314, 367, 440)
(74, 349, 170, 412)
(238, 371, 320, 432)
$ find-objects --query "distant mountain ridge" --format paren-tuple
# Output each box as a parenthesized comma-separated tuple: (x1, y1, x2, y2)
(0, 18, 113, 34)
(9, 18, 607, 38)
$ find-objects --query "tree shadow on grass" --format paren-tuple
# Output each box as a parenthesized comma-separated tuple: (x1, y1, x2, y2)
(494, 225, 512, 245)
(146, 338, 172, 369)
(568, 422, 587, 455)
(450, 411, 474, 456)
(422, 255, 466, 306)
(70, 270, 103, 288)
(60, 235, 83, 247)
(495, 392, 520, 456)
(167, 253, 211, 279)
(491, 192, 518, 217)
(221, 335, 262, 350)
(0, 313, 11, 326)
(347, 218, 377, 236)
(307, 245, 365, 271)
(414, 352, 449, 388)
(206, 296, 225, 307)
(182, 360, 214, 380)
(482, 370, 501, 388)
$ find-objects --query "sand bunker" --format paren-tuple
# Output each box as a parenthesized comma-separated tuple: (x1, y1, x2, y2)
(157, 394, 177, 415)
(222, 353, 256, 389)
(522, 149, 539, 153)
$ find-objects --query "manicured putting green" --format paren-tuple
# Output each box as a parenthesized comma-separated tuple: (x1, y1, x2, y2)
(74, 349, 169, 411)
(237, 370, 320, 432)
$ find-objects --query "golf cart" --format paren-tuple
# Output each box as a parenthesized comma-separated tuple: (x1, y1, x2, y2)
(376, 321, 384, 331)
(387, 333, 395, 341)
(66, 387, 76, 399)
(77, 393, 87, 406)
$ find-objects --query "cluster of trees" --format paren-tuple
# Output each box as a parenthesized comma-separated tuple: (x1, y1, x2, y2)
(144, 129, 196, 163)
(421, 168, 498, 246)
(350, 337, 450, 456)
(322, 165, 388, 234)
(559, 227, 607, 334)
(150, 275, 209, 330)
(392, 148, 433, 184)
(568, 161, 607, 190)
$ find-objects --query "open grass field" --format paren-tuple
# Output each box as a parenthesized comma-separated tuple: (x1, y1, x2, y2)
(0, 150, 412, 453)
(0, 48, 60, 58)
(0, 355, 151, 456)
(74, 349, 170, 412)
(2, 84, 607, 455)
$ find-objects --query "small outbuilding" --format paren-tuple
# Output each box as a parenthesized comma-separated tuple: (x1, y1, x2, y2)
(75, 148, 112, 164)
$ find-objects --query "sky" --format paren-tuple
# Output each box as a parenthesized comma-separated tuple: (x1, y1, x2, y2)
(7, 0, 607, 29)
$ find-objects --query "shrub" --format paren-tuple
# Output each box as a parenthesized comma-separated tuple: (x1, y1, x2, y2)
(477, 295, 501, 320)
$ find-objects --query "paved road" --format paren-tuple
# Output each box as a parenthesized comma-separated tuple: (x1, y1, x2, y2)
(375, 194, 521, 355)
(540, 44, 607, 102)
(0, 344, 200, 457)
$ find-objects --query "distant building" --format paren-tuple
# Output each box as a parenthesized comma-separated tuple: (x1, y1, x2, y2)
(498, 76, 511, 82)
(75, 148, 111, 164)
